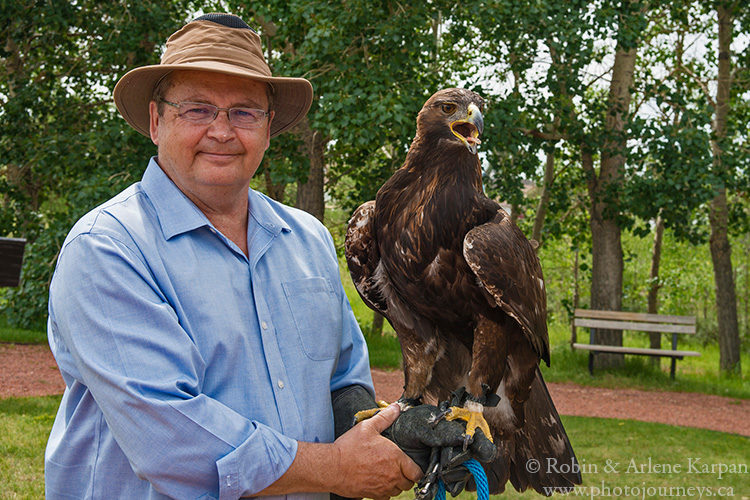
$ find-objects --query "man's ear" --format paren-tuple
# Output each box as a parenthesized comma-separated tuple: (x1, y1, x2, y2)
(149, 100, 160, 145)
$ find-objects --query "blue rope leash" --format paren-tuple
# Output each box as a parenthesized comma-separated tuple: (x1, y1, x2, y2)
(434, 458, 489, 500)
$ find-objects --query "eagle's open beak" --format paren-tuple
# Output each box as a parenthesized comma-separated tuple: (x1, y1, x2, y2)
(450, 103, 484, 155)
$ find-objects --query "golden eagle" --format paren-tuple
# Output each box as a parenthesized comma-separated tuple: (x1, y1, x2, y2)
(345, 88, 581, 494)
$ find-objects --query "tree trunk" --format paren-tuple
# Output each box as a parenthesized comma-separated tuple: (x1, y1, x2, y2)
(647, 215, 664, 365)
(744, 235, 749, 340)
(582, 44, 636, 369)
(709, 190, 740, 372)
(371, 311, 384, 336)
(708, 3, 741, 374)
(531, 147, 556, 245)
(263, 167, 287, 202)
(292, 117, 326, 222)
(584, 148, 624, 367)
(570, 246, 580, 347)
(588, 193, 625, 368)
(510, 202, 521, 225)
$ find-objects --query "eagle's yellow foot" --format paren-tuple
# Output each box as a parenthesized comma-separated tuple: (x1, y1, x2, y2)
(353, 400, 390, 424)
(445, 403, 494, 443)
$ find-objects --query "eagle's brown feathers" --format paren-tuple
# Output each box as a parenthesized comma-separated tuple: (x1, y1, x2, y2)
(345, 88, 580, 495)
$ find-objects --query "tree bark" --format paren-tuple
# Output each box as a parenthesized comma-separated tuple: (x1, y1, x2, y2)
(531, 147, 556, 245)
(745, 235, 749, 340)
(570, 247, 580, 347)
(582, 44, 636, 369)
(263, 167, 287, 202)
(709, 190, 740, 372)
(371, 311, 384, 336)
(708, 3, 741, 374)
(647, 215, 664, 365)
(292, 116, 326, 222)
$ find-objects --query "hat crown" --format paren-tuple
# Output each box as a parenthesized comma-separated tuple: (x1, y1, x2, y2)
(113, 12, 312, 138)
(160, 20, 271, 78)
(193, 13, 254, 29)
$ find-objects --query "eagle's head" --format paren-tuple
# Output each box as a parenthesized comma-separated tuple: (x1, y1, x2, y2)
(416, 88, 485, 155)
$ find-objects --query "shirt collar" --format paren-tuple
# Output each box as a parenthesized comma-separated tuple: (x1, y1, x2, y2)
(247, 188, 292, 236)
(141, 157, 212, 240)
(141, 157, 292, 240)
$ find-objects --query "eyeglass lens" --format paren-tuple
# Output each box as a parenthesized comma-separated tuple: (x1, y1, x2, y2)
(177, 102, 267, 129)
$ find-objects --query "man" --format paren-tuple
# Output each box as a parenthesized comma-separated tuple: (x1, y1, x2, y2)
(45, 13, 422, 499)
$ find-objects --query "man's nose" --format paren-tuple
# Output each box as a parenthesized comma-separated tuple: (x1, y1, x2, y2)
(206, 110, 236, 140)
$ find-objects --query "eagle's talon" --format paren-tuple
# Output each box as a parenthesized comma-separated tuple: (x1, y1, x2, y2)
(445, 405, 494, 443)
(462, 433, 472, 451)
(427, 406, 452, 427)
(352, 400, 390, 425)
(397, 395, 423, 409)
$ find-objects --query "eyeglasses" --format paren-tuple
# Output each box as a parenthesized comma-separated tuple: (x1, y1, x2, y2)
(160, 99, 270, 129)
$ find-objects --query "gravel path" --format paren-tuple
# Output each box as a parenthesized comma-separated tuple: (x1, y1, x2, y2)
(2, 343, 747, 437)
(371, 368, 749, 437)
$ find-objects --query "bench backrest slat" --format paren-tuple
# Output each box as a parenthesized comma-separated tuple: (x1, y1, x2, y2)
(574, 317, 696, 334)
(574, 308, 695, 326)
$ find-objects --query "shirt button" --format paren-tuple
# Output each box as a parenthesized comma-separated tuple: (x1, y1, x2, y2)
(261, 321, 268, 330)
(277, 379, 285, 389)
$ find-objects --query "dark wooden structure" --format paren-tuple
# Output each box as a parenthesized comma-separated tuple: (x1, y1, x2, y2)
(0, 237, 26, 287)
(572, 308, 700, 379)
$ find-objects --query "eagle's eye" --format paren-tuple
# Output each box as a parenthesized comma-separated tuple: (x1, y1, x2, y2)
(440, 103, 457, 114)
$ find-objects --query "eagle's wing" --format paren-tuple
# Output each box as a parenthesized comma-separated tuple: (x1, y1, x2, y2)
(463, 207, 550, 365)
(344, 201, 388, 316)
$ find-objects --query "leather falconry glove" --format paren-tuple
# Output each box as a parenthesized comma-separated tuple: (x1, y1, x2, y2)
(331, 385, 496, 500)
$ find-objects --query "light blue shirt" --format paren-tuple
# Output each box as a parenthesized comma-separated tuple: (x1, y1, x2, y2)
(45, 158, 374, 500)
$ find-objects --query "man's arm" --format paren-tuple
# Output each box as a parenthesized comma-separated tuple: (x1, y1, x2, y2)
(258, 404, 421, 499)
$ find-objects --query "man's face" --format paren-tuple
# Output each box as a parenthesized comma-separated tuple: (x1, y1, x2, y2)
(149, 70, 274, 203)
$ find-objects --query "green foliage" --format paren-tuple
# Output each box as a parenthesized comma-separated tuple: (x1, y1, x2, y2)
(337, 223, 749, 396)
(539, 225, 750, 348)
(223, 0, 462, 210)
(1, 0, 748, 377)
(0, 1, 194, 327)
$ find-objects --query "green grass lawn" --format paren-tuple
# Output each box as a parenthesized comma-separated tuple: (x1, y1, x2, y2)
(0, 320, 47, 344)
(3, 396, 746, 499)
(0, 395, 60, 498)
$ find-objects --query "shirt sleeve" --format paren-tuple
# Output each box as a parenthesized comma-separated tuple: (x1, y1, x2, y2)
(48, 232, 297, 499)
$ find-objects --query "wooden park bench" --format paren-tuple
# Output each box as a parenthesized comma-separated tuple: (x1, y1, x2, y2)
(0, 237, 26, 287)
(572, 308, 701, 379)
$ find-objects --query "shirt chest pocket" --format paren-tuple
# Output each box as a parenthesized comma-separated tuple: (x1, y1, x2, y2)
(282, 277, 342, 361)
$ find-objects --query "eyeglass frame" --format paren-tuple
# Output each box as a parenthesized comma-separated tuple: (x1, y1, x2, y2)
(159, 98, 271, 129)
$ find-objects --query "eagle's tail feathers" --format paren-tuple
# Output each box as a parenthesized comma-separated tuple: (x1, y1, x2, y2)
(474, 367, 582, 495)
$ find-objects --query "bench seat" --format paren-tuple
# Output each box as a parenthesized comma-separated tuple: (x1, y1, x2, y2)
(571, 343, 701, 358)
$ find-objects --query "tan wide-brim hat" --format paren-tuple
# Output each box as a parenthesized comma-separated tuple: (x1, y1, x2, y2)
(113, 13, 313, 138)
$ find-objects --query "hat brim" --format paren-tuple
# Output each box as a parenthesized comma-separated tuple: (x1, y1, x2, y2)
(113, 62, 313, 138)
